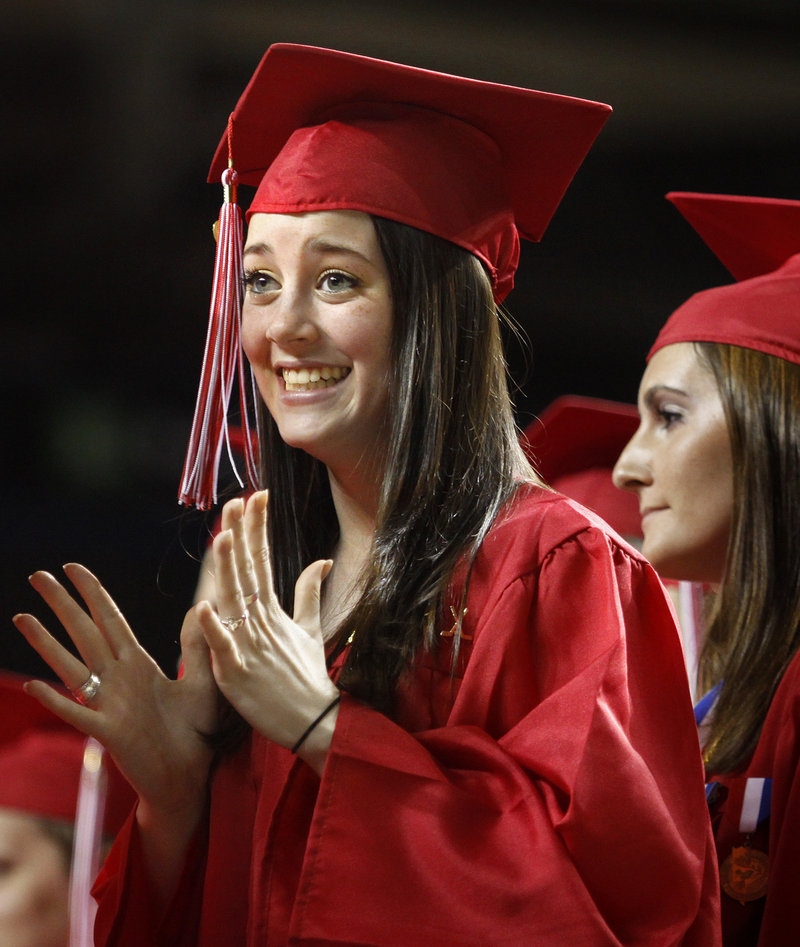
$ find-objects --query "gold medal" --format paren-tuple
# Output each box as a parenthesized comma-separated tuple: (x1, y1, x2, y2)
(720, 845, 769, 904)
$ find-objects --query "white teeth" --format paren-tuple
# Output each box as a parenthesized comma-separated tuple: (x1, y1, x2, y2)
(282, 366, 350, 391)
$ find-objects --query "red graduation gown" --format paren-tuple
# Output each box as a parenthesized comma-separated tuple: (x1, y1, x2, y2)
(94, 485, 720, 945)
(709, 649, 800, 946)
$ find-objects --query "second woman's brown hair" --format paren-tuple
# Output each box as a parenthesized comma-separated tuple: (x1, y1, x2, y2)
(697, 341, 800, 775)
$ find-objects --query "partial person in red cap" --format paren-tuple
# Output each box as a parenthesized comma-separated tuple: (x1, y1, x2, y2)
(15, 45, 718, 945)
(0, 670, 134, 947)
(614, 192, 800, 946)
(524, 394, 709, 697)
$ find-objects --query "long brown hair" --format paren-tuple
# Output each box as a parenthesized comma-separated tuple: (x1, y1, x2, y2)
(259, 215, 536, 715)
(697, 341, 800, 775)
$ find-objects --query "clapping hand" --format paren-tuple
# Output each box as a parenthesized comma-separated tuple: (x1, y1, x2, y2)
(196, 491, 340, 774)
(13, 564, 219, 825)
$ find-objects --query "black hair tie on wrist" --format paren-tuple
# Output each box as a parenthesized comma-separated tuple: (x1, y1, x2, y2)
(291, 695, 342, 754)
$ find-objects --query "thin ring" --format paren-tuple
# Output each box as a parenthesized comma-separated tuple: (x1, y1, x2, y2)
(243, 591, 259, 608)
(220, 614, 247, 632)
(73, 672, 101, 706)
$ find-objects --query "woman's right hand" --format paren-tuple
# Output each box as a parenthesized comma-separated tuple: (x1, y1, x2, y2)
(12, 563, 219, 831)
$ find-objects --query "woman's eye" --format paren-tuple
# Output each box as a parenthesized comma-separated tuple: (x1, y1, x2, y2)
(319, 270, 358, 294)
(243, 271, 278, 296)
(656, 407, 683, 430)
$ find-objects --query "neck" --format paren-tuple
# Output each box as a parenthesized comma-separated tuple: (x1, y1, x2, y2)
(320, 469, 380, 635)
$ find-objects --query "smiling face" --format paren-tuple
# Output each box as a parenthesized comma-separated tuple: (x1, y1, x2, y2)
(0, 810, 70, 947)
(241, 210, 394, 484)
(612, 342, 734, 584)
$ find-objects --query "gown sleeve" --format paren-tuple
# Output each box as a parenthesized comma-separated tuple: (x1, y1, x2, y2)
(285, 524, 720, 946)
(93, 733, 257, 947)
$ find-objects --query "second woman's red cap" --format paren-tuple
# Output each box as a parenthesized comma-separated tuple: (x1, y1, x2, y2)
(649, 192, 800, 365)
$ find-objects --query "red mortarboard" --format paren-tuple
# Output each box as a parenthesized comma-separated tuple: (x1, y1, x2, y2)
(181, 43, 611, 510)
(0, 671, 134, 835)
(523, 395, 642, 538)
(210, 43, 612, 302)
(648, 192, 800, 365)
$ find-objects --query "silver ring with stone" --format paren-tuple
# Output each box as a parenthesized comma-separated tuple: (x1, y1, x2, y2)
(221, 614, 247, 632)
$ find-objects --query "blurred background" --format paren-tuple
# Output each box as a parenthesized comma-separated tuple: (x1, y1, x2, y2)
(3, 0, 799, 676)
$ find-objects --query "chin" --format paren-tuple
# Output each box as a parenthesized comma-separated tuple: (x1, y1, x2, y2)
(645, 546, 722, 586)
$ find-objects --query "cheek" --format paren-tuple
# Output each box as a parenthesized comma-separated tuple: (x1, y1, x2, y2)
(241, 311, 265, 361)
(241, 314, 277, 401)
(686, 432, 734, 514)
(346, 309, 393, 379)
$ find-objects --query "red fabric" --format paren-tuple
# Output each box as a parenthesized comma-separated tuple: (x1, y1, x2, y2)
(207, 44, 611, 303)
(93, 486, 720, 945)
(0, 670, 135, 835)
(708, 650, 800, 945)
(649, 192, 800, 367)
(522, 396, 641, 539)
(665, 193, 800, 282)
(248, 106, 519, 302)
(649, 254, 800, 368)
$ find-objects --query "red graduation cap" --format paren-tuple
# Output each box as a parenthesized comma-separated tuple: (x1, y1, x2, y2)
(0, 671, 134, 835)
(210, 43, 612, 300)
(649, 192, 800, 365)
(522, 395, 642, 539)
(181, 43, 612, 509)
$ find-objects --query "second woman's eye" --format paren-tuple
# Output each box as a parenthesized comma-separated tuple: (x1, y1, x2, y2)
(243, 271, 279, 296)
(656, 406, 684, 430)
(319, 270, 359, 294)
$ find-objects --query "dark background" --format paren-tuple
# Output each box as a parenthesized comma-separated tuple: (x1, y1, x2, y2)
(3, 0, 799, 678)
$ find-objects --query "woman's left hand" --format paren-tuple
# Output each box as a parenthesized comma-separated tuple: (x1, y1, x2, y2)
(197, 491, 340, 774)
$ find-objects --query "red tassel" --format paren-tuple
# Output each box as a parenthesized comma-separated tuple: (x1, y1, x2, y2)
(179, 119, 259, 509)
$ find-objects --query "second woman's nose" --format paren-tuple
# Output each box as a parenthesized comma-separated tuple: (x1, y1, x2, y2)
(612, 432, 652, 494)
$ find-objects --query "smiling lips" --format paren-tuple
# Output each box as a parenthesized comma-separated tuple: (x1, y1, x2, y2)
(281, 366, 351, 392)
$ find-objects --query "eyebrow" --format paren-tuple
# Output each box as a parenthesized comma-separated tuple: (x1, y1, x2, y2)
(642, 384, 688, 408)
(243, 238, 373, 265)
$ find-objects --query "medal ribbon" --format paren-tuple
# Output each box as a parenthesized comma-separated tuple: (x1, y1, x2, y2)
(739, 777, 772, 833)
(694, 682, 721, 726)
(694, 686, 773, 827)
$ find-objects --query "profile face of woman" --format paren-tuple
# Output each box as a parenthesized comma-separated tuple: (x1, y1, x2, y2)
(0, 810, 70, 947)
(612, 342, 734, 585)
(240, 209, 394, 478)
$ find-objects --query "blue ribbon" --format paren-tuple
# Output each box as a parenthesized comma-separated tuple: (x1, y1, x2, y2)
(694, 682, 721, 726)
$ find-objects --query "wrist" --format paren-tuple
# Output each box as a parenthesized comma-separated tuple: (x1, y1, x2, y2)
(293, 694, 341, 776)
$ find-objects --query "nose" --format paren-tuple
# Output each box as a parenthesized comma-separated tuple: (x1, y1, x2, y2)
(262, 290, 319, 348)
(612, 429, 652, 494)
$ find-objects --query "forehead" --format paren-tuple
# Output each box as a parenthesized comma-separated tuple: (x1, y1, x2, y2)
(244, 209, 379, 249)
(640, 342, 719, 397)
